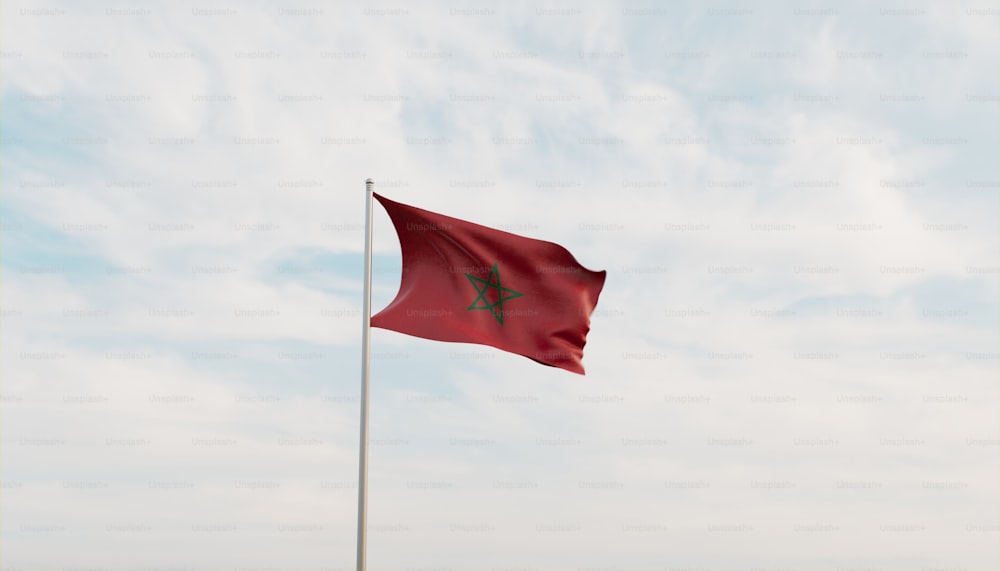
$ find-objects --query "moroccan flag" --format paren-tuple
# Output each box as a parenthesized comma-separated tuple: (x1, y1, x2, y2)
(370, 193, 606, 375)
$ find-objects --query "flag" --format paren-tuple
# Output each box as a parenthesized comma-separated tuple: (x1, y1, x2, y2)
(370, 193, 606, 375)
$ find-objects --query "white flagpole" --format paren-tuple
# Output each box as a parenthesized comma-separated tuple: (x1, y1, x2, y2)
(356, 178, 375, 571)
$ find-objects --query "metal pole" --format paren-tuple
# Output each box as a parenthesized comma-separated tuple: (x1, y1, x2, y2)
(356, 178, 375, 571)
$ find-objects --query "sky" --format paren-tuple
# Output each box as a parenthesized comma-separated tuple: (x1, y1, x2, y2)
(0, 1, 998, 570)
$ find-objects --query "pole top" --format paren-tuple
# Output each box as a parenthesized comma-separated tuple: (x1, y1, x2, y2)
(365, 178, 374, 186)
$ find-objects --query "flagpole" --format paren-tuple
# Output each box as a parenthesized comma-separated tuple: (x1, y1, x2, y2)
(356, 178, 375, 571)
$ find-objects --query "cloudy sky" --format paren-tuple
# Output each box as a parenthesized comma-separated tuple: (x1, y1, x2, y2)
(1, 1, 997, 569)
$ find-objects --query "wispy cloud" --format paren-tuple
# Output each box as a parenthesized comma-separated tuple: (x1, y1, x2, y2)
(1, 0, 997, 569)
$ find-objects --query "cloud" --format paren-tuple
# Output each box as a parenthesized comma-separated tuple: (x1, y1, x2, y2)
(1, 0, 997, 569)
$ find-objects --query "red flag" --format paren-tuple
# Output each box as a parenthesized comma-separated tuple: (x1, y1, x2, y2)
(370, 193, 606, 375)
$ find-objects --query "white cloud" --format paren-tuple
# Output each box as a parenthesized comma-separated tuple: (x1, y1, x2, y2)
(1, 0, 997, 569)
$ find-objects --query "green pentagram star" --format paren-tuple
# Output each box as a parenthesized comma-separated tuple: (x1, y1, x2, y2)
(465, 262, 523, 325)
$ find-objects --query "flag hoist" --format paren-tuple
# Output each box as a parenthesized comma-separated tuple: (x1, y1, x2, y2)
(355, 178, 606, 570)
